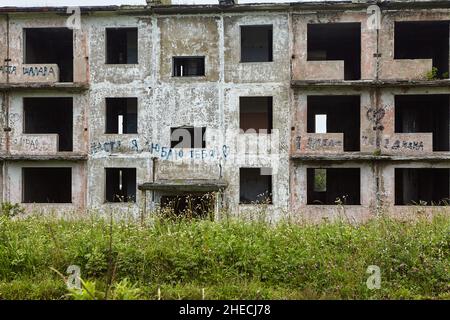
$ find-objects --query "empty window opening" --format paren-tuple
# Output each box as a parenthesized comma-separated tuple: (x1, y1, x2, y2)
(161, 193, 214, 218)
(315, 114, 327, 133)
(240, 97, 273, 133)
(239, 168, 272, 204)
(241, 25, 273, 63)
(313, 168, 327, 192)
(23, 167, 71, 203)
(307, 96, 360, 151)
(170, 127, 206, 148)
(105, 168, 136, 203)
(173, 57, 205, 77)
(395, 21, 449, 78)
(307, 23, 361, 80)
(395, 95, 449, 151)
(23, 97, 73, 152)
(307, 168, 360, 205)
(106, 28, 138, 64)
(395, 168, 449, 205)
(24, 28, 73, 82)
(105, 98, 138, 134)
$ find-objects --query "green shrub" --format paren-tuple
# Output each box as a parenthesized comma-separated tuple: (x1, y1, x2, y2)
(0, 202, 25, 218)
(0, 214, 448, 300)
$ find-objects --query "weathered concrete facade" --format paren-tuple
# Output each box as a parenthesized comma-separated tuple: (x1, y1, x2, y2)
(0, 0, 449, 222)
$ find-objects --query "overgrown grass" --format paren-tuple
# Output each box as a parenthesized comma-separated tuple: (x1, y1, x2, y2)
(0, 213, 448, 300)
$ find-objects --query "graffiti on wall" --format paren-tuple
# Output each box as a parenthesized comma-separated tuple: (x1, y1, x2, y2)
(0, 65, 17, 75)
(90, 138, 230, 160)
(295, 136, 343, 151)
(366, 106, 385, 131)
(0, 64, 56, 78)
(362, 135, 425, 151)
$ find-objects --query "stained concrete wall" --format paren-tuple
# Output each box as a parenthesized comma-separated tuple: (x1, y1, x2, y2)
(84, 12, 290, 220)
(0, 4, 449, 222)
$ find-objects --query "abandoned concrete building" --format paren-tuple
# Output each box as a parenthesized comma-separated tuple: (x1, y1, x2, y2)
(0, 0, 449, 222)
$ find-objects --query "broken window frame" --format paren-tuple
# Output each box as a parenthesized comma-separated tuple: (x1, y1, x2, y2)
(172, 56, 206, 77)
(105, 27, 139, 65)
(240, 25, 274, 63)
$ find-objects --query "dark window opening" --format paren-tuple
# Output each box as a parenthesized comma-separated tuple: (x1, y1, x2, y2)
(307, 95, 360, 151)
(24, 28, 73, 82)
(395, 21, 449, 78)
(105, 168, 136, 203)
(105, 98, 138, 134)
(395, 95, 449, 151)
(106, 28, 138, 64)
(22, 167, 71, 203)
(395, 168, 449, 205)
(170, 127, 206, 148)
(161, 193, 214, 218)
(240, 97, 273, 134)
(307, 168, 360, 205)
(307, 23, 361, 80)
(239, 168, 272, 204)
(23, 97, 73, 152)
(241, 25, 273, 62)
(172, 57, 205, 77)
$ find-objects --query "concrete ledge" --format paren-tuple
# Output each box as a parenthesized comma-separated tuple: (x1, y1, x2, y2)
(291, 79, 450, 89)
(0, 153, 88, 161)
(139, 179, 228, 192)
(0, 82, 89, 92)
(291, 153, 450, 162)
(1, 1, 450, 15)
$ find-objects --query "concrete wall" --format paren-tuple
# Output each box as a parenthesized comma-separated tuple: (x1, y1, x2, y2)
(0, 4, 449, 222)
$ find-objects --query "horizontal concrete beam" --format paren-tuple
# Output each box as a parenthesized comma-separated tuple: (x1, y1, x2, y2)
(291, 79, 450, 89)
(139, 179, 228, 192)
(0, 153, 88, 161)
(0, 82, 89, 92)
(291, 153, 450, 162)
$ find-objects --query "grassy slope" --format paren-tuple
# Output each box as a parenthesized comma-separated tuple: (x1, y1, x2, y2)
(0, 214, 448, 299)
